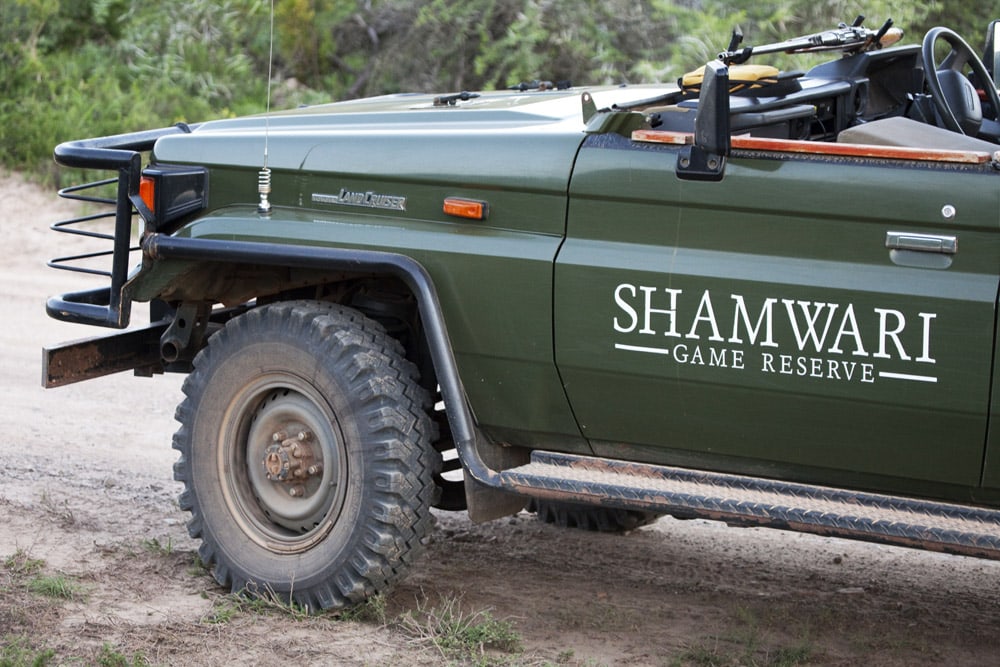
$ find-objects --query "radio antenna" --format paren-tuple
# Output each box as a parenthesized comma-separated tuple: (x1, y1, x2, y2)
(257, 0, 275, 215)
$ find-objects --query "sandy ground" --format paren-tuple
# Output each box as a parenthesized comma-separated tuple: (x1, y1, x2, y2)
(2, 171, 999, 666)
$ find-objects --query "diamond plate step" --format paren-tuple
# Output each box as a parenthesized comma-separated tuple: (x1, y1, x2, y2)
(499, 451, 1000, 559)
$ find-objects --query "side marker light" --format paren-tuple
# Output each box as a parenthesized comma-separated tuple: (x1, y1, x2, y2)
(443, 197, 489, 221)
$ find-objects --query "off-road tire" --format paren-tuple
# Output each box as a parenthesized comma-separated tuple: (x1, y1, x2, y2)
(173, 300, 440, 611)
(527, 499, 661, 533)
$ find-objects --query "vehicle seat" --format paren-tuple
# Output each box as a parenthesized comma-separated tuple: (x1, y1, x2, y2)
(649, 64, 813, 139)
(837, 116, 998, 151)
(649, 102, 815, 139)
(679, 65, 804, 97)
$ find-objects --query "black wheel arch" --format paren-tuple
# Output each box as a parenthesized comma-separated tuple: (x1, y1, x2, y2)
(143, 234, 508, 499)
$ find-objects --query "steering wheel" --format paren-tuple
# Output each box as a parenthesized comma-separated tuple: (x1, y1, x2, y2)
(921, 27, 1000, 136)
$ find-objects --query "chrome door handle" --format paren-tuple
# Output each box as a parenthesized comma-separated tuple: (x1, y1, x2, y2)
(885, 231, 957, 254)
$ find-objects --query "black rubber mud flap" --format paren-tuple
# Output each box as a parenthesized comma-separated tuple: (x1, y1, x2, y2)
(465, 438, 529, 523)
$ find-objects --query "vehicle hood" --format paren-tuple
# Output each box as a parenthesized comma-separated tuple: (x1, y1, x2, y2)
(151, 85, 675, 194)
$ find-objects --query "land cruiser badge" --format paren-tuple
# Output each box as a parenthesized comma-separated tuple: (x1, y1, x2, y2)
(312, 188, 407, 211)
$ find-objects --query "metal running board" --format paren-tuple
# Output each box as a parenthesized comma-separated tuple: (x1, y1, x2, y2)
(499, 451, 1000, 560)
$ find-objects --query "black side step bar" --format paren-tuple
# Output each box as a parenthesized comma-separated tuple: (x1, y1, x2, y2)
(500, 451, 1000, 559)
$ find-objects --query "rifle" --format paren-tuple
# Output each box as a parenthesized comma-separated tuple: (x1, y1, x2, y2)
(719, 16, 904, 66)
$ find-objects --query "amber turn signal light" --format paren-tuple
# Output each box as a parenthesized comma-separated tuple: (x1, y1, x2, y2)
(139, 175, 157, 213)
(137, 165, 208, 232)
(443, 197, 489, 221)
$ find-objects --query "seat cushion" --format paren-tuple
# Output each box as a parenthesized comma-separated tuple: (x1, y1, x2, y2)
(838, 116, 998, 151)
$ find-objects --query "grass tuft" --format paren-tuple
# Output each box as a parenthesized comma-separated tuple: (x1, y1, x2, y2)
(394, 594, 522, 664)
(2, 550, 45, 577)
(672, 605, 814, 667)
(0, 635, 55, 667)
(139, 537, 173, 557)
(94, 643, 149, 667)
(37, 493, 74, 528)
(27, 574, 83, 601)
(337, 593, 388, 625)
(202, 583, 312, 624)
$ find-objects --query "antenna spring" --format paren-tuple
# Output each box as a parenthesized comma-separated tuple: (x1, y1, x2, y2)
(258, 167, 272, 215)
(257, 0, 276, 217)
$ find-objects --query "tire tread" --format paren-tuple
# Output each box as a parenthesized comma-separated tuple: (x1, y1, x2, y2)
(173, 300, 440, 611)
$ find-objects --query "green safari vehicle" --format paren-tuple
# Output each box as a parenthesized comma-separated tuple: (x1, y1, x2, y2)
(44, 17, 1000, 610)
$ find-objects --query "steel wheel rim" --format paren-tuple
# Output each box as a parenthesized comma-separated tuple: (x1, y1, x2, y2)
(218, 373, 348, 553)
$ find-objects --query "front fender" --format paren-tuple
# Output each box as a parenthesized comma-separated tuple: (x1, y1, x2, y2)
(142, 233, 502, 487)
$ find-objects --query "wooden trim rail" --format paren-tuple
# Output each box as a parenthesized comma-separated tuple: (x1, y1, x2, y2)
(631, 129, 996, 165)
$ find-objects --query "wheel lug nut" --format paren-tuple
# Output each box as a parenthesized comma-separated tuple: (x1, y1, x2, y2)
(297, 430, 311, 441)
(272, 431, 286, 442)
(288, 485, 305, 497)
(307, 464, 323, 476)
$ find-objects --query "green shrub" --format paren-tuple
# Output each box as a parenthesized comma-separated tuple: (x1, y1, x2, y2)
(0, 0, 970, 184)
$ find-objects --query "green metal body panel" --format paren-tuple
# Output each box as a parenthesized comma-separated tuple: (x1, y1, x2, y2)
(556, 134, 1000, 501)
(156, 207, 584, 449)
(984, 332, 1000, 491)
(139, 86, 675, 450)
(123, 79, 1000, 504)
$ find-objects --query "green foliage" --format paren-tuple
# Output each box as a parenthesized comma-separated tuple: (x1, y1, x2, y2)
(26, 574, 83, 601)
(672, 605, 814, 667)
(0, 0, 272, 180)
(94, 643, 148, 667)
(0, 636, 55, 667)
(8, 546, 83, 602)
(394, 594, 523, 663)
(0, 637, 149, 667)
(139, 536, 173, 556)
(202, 585, 312, 623)
(0, 0, 992, 181)
(2, 551, 45, 577)
(924, 0, 988, 44)
(336, 593, 388, 624)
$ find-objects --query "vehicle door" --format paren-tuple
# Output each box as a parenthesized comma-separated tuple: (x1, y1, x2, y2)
(554, 130, 1000, 492)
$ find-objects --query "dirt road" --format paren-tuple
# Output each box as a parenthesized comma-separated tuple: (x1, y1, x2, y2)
(2, 172, 998, 665)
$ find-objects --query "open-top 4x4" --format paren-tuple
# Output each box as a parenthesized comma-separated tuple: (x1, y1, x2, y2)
(44, 17, 1000, 610)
